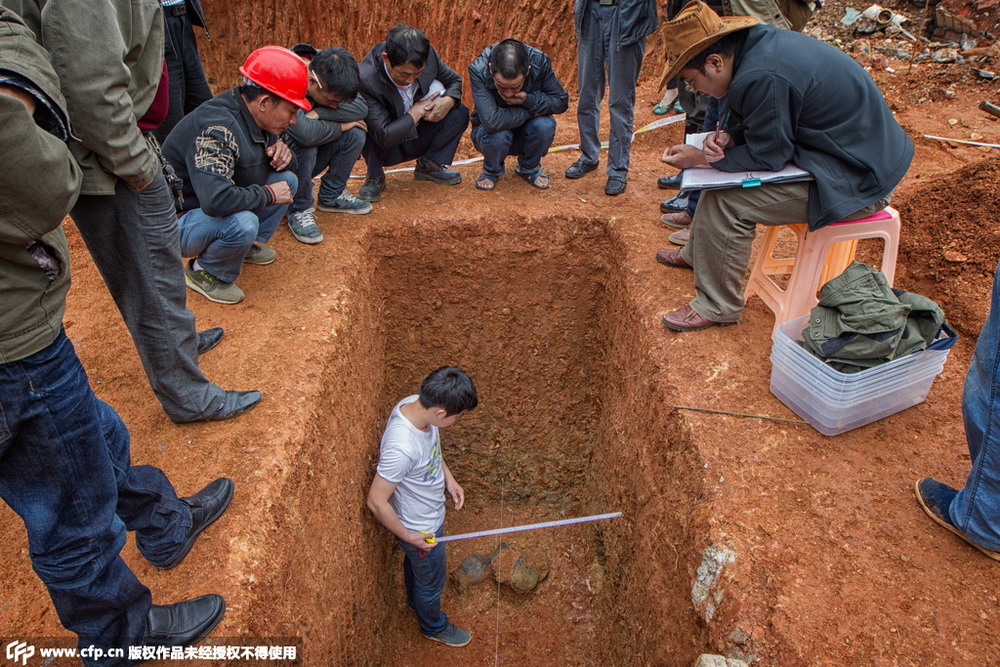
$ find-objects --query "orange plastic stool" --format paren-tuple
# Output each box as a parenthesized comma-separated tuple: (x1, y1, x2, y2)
(745, 206, 901, 336)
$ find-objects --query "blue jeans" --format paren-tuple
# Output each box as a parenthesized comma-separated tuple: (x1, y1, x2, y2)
(951, 256, 1000, 550)
(471, 115, 557, 179)
(288, 127, 365, 212)
(0, 331, 190, 665)
(178, 171, 297, 282)
(396, 524, 448, 636)
(363, 103, 470, 179)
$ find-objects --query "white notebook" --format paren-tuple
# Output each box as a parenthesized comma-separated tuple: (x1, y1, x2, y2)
(679, 132, 813, 191)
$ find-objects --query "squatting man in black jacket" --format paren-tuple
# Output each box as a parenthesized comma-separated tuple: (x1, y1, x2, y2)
(163, 46, 310, 306)
(357, 25, 470, 203)
(468, 39, 569, 191)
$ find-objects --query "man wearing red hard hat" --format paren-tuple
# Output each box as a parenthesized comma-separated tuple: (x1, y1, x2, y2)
(163, 46, 309, 305)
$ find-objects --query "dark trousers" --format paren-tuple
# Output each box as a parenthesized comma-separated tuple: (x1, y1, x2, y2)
(395, 524, 448, 636)
(153, 9, 212, 143)
(362, 103, 470, 179)
(471, 115, 557, 179)
(576, 1, 646, 178)
(70, 173, 226, 422)
(288, 127, 366, 212)
(0, 331, 190, 665)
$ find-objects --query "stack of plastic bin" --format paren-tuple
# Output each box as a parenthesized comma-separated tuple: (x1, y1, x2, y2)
(770, 315, 956, 436)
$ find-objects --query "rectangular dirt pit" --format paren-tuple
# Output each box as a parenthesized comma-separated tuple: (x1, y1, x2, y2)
(360, 216, 706, 665)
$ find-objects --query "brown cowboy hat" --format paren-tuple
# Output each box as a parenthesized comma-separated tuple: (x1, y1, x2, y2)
(659, 1, 759, 89)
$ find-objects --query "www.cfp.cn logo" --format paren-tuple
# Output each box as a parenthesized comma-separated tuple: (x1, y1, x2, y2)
(5, 640, 36, 665)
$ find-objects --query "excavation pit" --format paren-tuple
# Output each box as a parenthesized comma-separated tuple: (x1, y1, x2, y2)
(254, 215, 708, 665)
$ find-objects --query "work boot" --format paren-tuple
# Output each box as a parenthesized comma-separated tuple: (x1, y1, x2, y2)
(184, 260, 244, 305)
(414, 157, 462, 185)
(144, 594, 226, 649)
(154, 478, 235, 569)
(287, 208, 323, 244)
(359, 176, 386, 202)
(424, 623, 472, 648)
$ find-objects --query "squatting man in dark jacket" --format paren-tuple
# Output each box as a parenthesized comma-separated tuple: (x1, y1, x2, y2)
(357, 25, 470, 203)
(469, 39, 569, 191)
(0, 8, 232, 662)
(654, 1, 914, 332)
(164, 46, 309, 306)
(283, 43, 372, 245)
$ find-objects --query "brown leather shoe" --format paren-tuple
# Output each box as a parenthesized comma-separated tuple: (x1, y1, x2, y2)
(655, 248, 691, 269)
(662, 305, 734, 332)
(668, 227, 691, 246)
(660, 211, 693, 229)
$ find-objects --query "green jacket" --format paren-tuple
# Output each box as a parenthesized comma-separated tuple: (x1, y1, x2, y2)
(0, 7, 81, 362)
(1, 0, 163, 195)
(800, 262, 945, 373)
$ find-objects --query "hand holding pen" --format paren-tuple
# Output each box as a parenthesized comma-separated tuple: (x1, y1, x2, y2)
(703, 113, 731, 163)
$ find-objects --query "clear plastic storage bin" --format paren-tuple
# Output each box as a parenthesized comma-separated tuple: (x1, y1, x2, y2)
(770, 316, 956, 436)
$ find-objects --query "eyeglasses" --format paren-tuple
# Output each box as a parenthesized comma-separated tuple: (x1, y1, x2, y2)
(310, 69, 323, 89)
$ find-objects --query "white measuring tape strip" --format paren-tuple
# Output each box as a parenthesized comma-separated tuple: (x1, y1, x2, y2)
(343, 113, 686, 179)
(924, 134, 1000, 149)
(427, 511, 622, 543)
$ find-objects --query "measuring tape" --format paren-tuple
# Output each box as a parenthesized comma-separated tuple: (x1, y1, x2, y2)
(344, 113, 686, 179)
(423, 511, 622, 544)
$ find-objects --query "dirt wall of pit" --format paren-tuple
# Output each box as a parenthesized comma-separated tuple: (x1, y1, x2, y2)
(197, 0, 666, 97)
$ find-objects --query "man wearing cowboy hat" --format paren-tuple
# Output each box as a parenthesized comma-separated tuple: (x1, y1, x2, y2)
(654, 1, 913, 332)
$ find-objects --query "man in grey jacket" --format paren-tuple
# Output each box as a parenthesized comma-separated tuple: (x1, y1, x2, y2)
(284, 44, 371, 245)
(0, 8, 229, 661)
(654, 2, 913, 332)
(567, 0, 658, 195)
(0, 0, 261, 423)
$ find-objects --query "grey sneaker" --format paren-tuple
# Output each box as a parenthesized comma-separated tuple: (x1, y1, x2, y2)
(243, 244, 277, 265)
(316, 192, 373, 215)
(287, 208, 323, 244)
(184, 260, 245, 305)
(424, 623, 471, 648)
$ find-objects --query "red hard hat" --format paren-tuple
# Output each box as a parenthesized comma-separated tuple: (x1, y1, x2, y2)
(239, 46, 312, 111)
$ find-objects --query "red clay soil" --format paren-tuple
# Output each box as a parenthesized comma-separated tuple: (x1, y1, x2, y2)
(2, 0, 1000, 665)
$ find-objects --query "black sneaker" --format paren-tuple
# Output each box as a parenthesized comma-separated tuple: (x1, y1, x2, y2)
(414, 157, 462, 185)
(359, 176, 386, 202)
(424, 623, 472, 647)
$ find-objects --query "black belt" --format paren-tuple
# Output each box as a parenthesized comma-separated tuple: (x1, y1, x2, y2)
(164, 3, 187, 17)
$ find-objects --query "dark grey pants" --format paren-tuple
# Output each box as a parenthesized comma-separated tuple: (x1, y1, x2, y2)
(576, 1, 646, 179)
(70, 172, 225, 422)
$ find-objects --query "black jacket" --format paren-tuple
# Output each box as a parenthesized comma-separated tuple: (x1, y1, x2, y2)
(162, 88, 296, 217)
(468, 41, 568, 132)
(358, 41, 462, 149)
(574, 0, 658, 48)
(713, 26, 914, 229)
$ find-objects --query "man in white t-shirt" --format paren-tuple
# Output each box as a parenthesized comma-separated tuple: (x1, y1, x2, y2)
(366, 366, 478, 647)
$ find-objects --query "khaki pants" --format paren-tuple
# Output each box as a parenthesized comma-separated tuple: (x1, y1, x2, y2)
(678, 182, 890, 322)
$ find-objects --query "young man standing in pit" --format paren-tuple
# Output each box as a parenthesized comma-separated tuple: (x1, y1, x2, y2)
(283, 44, 371, 245)
(357, 25, 470, 203)
(367, 367, 478, 647)
(468, 38, 569, 191)
(163, 46, 307, 305)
